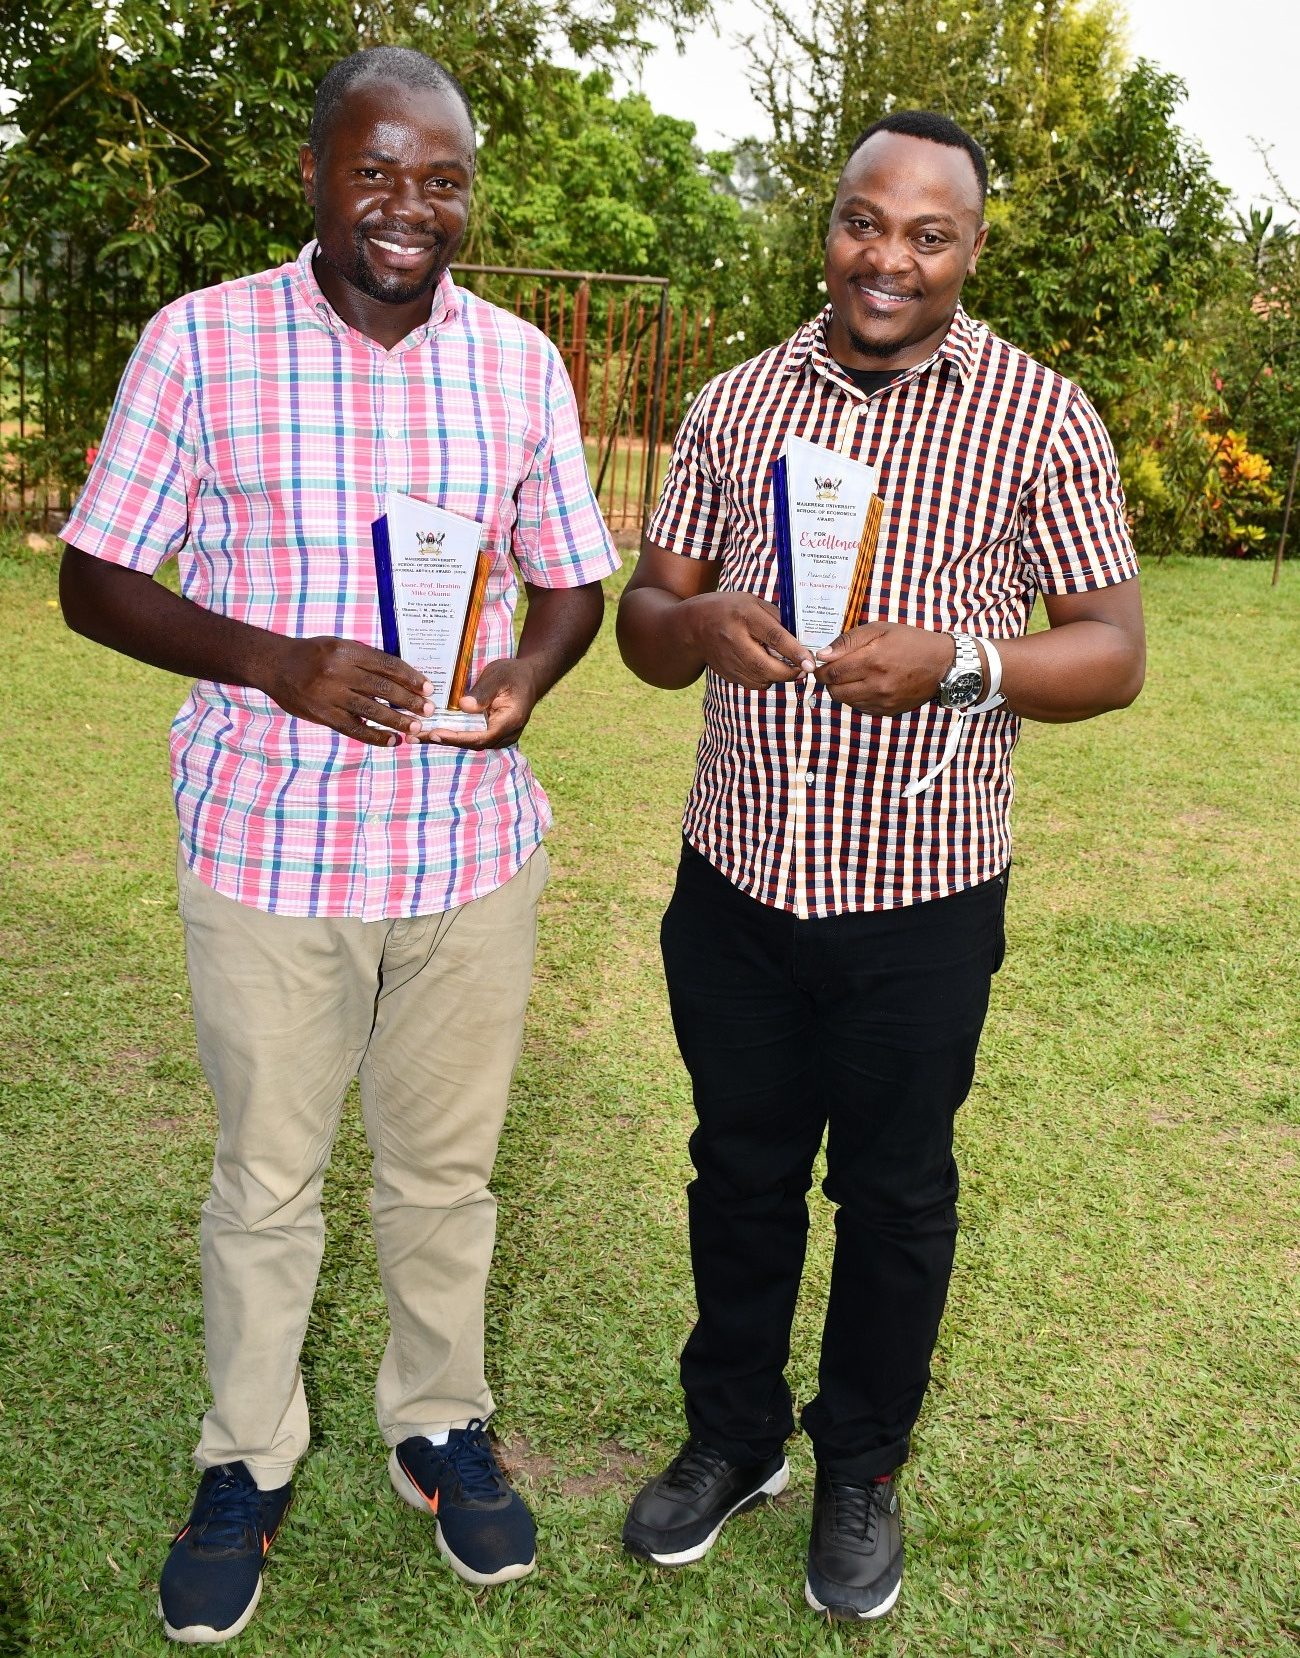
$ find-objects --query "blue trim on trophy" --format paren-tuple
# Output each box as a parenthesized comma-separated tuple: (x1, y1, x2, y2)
(770, 455, 796, 636)
(371, 513, 401, 657)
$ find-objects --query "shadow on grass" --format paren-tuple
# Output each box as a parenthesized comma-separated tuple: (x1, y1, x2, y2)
(0, 1559, 31, 1657)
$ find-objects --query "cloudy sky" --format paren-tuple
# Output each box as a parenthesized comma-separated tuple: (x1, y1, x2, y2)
(627, 0, 1300, 213)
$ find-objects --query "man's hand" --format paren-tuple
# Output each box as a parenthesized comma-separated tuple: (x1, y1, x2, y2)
(814, 622, 951, 715)
(418, 657, 545, 749)
(683, 591, 814, 690)
(266, 635, 435, 747)
(419, 578, 607, 750)
(617, 539, 813, 690)
(59, 549, 438, 748)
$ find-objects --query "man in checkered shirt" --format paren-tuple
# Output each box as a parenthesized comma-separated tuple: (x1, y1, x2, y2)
(618, 111, 1145, 1622)
(59, 46, 617, 1644)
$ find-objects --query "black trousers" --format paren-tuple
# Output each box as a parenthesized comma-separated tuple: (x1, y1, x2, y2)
(661, 841, 1007, 1483)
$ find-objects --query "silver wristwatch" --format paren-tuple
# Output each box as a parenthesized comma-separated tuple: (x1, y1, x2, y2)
(935, 632, 985, 709)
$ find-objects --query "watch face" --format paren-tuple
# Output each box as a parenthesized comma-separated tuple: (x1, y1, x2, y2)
(942, 671, 984, 708)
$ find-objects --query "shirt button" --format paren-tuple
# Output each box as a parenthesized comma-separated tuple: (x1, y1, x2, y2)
(385, 425, 401, 438)
(805, 772, 816, 785)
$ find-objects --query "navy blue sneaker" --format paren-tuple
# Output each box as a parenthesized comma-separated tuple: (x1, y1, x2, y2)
(390, 1420, 536, 1586)
(158, 1462, 292, 1644)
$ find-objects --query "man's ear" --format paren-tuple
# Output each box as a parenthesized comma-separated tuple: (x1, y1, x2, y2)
(967, 220, 989, 277)
(300, 144, 316, 206)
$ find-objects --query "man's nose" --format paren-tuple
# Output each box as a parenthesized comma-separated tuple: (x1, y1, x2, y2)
(867, 233, 913, 275)
(384, 175, 427, 220)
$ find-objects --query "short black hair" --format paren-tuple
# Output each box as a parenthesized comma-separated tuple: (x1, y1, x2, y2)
(309, 47, 475, 156)
(845, 110, 987, 208)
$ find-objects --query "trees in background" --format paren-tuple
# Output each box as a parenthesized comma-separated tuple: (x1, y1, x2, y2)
(470, 70, 745, 308)
(734, 0, 1126, 347)
(0, 0, 1294, 555)
(733, 0, 1294, 557)
(0, 0, 724, 493)
(0, 0, 711, 286)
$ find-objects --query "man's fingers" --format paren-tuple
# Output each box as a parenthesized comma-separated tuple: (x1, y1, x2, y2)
(349, 695, 422, 735)
(815, 621, 889, 663)
(360, 664, 434, 713)
(760, 622, 814, 673)
(414, 679, 526, 749)
(813, 631, 850, 663)
(342, 708, 404, 747)
(762, 643, 805, 674)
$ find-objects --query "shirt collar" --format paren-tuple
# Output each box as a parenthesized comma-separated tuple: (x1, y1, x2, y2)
(290, 241, 462, 348)
(785, 302, 985, 390)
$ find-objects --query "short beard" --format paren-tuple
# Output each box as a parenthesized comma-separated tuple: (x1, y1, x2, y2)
(318, 224, 449, 308)
(842, 321, 906, 360)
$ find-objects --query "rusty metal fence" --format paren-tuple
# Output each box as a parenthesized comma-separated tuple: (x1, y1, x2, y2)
(0, 253, 716, 534)
(453, 264, 715, 533)
(0, 251, 168, 528)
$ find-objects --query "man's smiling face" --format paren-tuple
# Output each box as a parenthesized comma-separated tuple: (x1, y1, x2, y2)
(301, 78, 475, 314)
(823, 130, 988, 372)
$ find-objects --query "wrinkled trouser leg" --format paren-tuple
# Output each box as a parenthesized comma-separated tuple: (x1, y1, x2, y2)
(662, 843, 1005, 1479)
(179, 846, 547, 1488)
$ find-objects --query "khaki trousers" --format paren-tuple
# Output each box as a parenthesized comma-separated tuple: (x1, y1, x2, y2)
(176, 844, 548, 1490)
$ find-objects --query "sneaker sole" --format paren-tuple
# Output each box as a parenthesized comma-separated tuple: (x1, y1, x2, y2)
(804, 1574, 902, 1621)
(388, 1449, 536, 1587)
(157, 1577, 262, 1645)
(625, 1459, 790, 1567)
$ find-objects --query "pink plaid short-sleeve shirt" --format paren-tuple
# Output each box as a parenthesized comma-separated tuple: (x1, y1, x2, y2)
(62, 244, 619, 919)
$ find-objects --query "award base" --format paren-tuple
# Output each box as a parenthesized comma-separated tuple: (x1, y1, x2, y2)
(417, 708, 489, 735)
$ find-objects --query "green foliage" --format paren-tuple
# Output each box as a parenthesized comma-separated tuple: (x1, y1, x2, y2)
(1206, 205, 1300, 556)
(0, 0, 713, 500)
(971, 61, 1231, 414)
(470, 70, 746, 308)
(1102, 199, 1299, 561)
(0, 0, 711, 286)
(735, 0, 1295, 558)
(1, 0, 1295, 558)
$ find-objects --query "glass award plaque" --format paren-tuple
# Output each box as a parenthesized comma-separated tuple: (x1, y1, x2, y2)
(372, 491, 491, 734)
(771, 435, 884, 649)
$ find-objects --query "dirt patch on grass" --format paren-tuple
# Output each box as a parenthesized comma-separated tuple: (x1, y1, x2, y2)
(498, 1434, 651, 1498)
(112, 1045, 158, 1067)
(1174, 806, 1228, 830)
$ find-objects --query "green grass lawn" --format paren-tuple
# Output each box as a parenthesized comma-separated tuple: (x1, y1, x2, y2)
(1, 537, 1297, 1656)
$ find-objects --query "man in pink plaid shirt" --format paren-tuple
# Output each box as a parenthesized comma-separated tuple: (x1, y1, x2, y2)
(59, 46, 617, 1643)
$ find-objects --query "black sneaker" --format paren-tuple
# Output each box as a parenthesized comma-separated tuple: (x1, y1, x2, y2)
(622, 1439, 789, 1566)
(804, 1466, 902, 1620)
(158, 1462, 293, 1644)
(390, 1419, 536, 1586)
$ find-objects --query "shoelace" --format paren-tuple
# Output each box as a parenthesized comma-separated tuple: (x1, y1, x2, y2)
(662, 1441, 732, 1496)
(192, 1466, 262, 1551)
(828, 1479, 885, 1546)
(442, 1418, 509, 1502)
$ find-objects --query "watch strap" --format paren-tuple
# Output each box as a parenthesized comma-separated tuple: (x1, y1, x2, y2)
(967, 636, 1005, 712)
(936, 631, 983, 708)
(904, 634, 1007, 798)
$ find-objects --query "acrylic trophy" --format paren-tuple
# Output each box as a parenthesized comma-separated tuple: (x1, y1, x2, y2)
(771, 435, 884, 649)
(372, 491, 491, 734)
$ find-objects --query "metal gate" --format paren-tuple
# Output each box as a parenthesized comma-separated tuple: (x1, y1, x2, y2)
(453, 263, 716, 536)
(1, 255, 716, 534)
